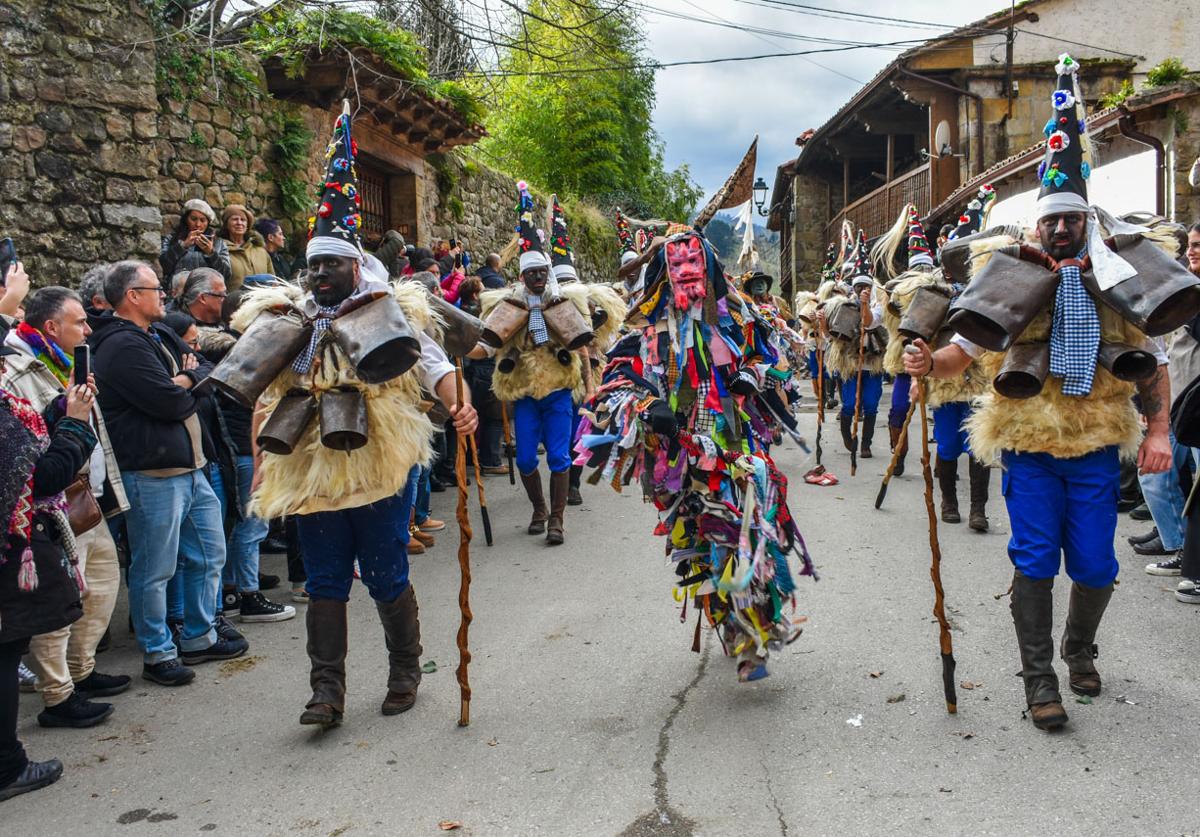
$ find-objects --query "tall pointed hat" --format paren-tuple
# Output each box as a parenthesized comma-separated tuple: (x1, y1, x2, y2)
(906, 204, 934, 269)
(849, 229, 872, 288)
(615, 208, 637, 266)
(820, 242, 838, 283)
(307, 100, 364, 262)
(1036, 53, 1092, 219)
(549, 194, 577, 283)
(515, 180, 549, 274)
(949, 184, 996, 240)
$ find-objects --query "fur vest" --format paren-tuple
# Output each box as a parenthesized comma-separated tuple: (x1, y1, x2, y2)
(232, 281, 435, 518)
(966, 297, 1143, 465)
(480, 284, 592, 402)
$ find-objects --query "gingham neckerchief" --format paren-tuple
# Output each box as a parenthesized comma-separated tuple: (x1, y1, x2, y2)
(292, 305, 340, 374)
(1048, 250, 1100, 397)
(526, 293, 549, 346)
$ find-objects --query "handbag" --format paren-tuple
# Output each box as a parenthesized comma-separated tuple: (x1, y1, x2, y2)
(64, 473, 103, 536)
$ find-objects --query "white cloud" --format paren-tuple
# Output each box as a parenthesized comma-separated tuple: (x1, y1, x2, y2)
(644, 0, 1006, 204)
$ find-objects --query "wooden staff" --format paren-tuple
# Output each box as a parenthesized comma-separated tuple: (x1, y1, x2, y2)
(875, 399, 916, 509)
(453, 360, 474, 726)
(501, 401, 516, 485)
(815, 341, 825, 466)
(456, 361, 492, 547)
(917, 377, 957, 714)
(850, 313, 867, 476)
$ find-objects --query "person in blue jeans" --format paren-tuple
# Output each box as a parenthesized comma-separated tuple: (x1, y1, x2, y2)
(92, 260, 249, 688)
(1134, 432, 1195, 569)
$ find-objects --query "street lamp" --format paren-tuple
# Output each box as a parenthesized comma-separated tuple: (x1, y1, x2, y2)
(752, 176, 768, 216)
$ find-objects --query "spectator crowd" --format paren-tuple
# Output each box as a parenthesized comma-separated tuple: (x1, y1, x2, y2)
(0, 197, 512, 803)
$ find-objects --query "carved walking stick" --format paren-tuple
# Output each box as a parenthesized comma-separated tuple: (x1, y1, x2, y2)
(501, 401, 516, 485)
(875, 399, 916, 509)
(815, 343, 825, 466)
(850, 319, 866, 476)
(453, 360, 474, 726)
(918, 377, 957, 714)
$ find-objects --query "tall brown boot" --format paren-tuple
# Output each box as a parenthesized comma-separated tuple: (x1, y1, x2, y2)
(968, 456, 990, 532)
(520, 469, 548, 535)
(1010, 572, 1067, 730)
(568, 464, 583, 506)
(299, 598, 347, 728)
(936, 456, 960, 523)
(375, 584, 423, 715)
(860, 413, 876, 459)
(889, 424, 908, 476)
(546, 469, 569, 546)
(1060, 581, 1114, 697)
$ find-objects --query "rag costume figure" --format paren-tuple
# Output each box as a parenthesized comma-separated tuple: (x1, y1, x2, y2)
(822, 229, 887, 460)
(577, 228, 815, 682)
(471, 183, 596, 545)
(237, 105, 476, 728)
(906, 55, 1185, 730)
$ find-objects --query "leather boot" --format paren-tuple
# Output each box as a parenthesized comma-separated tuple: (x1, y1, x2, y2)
(839, 414, 854, 453)
(567, 464, 583, 506)
(546, 470, 569, 546)
(889, 424, 907, 477)
(1060, 581, 1114, 698)
(520, 469, 548, 535)
(376, 584, 422, 715)
(968, 456, 990, 532)
(1010, 572, 1067, 730)
(936, 456, 960, 523)
(860, 413, 876, 459)
(299, 599, 347, 728)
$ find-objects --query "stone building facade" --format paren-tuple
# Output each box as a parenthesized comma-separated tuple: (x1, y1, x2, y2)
(0, 0, 618, 288)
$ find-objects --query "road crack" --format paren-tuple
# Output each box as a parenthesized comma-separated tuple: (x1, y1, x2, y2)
(619, 640, 711, 836)
(763, 761, 790, 837)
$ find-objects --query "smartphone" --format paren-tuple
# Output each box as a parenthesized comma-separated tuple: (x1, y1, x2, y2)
(0, 238, 15, 286)
(73, 345, 90, 387)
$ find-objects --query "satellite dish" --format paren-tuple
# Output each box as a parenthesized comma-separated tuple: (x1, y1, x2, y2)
(934, 121, 952, 158)
(1189, 156, 1200, 188)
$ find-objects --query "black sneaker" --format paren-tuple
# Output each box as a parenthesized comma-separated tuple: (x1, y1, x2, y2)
(73, 671, 131, 699)
(143, 659, 196, 686)
(37, 692, 114, 728)
(1127, 527, 1159, 546)
(259, 537, 288, 555)
(1133, 534, 1171, 556)
(215, 614, 245, 642)
(181, 636, 249, 665)
(222, 588, 242, 617)
(1146, 554, 1183, 576)
(258, 572, 281, 591)
(0, 759, 63, 802)
(1175, 578, 1200, 604)
(238, 591, 296, 623)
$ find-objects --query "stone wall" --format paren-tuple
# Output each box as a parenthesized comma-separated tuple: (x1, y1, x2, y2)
(0, 0, 619, 288)
(0, 0, 162, 284)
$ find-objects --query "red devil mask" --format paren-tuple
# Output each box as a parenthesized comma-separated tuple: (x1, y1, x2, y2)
(665, 234, 707, 309)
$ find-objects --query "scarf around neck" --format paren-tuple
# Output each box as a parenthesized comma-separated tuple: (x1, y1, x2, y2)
(15, 322, 72, 386)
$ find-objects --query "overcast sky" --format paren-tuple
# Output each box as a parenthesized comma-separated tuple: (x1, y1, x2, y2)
(643, 0, 1007, 204)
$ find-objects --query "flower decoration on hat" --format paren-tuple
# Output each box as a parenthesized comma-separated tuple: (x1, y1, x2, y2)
(307, 100, 362, 249)
(515, 180, 548, 273)
(1055, 52, 1078, 76)
(1052, 89, 1076, 111)
(1047, 131, 1070, 152)
(549, 194, 577, 282)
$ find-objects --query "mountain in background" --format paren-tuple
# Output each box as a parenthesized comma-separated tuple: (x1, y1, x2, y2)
(702, 211, 781, 285)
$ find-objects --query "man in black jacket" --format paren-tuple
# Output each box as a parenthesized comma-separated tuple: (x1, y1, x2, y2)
(475, 253, 506, 290)
(92, 261, 248, 687)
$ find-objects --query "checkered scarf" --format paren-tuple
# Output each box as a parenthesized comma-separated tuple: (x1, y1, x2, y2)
(1048, 251, 1100, 397)
(292, 305, 340, 374)
(526, 294, 549, 347)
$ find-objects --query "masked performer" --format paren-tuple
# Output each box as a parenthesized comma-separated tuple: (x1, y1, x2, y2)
(905, 55, 1189, 730)
(576, 227, 815, 683)
(821, 230, 887, 459)
(470, 183, 595, 545)
(228, 106, 477, 729)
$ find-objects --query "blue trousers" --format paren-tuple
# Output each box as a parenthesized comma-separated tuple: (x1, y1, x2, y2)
(1001, 447, 1120, 588)
(839, 372, 882, 418)
(1137, 432, 1198, 551)
(209, 456, 270, 592)
(514, 388, 574, 474)
(122, 470, 223, 663)
(294, 468, 417, 603)
(889, 373, 911, 429)
(933, 401, 972, 461)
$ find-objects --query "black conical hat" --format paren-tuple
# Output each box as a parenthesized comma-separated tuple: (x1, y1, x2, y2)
(549, 194, 576, 282)
(1035, 53, 1090, 218)
(515, 180, 548, 274)
(307, 100, 363, 258)
(949, 184, 996, 240)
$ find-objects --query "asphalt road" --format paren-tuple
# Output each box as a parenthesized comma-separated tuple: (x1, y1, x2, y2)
(6, 407, 1200, 836)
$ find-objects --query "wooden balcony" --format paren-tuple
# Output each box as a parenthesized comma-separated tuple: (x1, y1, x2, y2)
(825, 162, 930, 244)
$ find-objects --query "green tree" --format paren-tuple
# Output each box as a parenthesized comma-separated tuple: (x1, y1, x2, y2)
(477, 0, 700, 220)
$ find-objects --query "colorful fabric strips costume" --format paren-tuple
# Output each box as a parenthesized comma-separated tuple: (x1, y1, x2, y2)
(576, 229, 815, 682)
